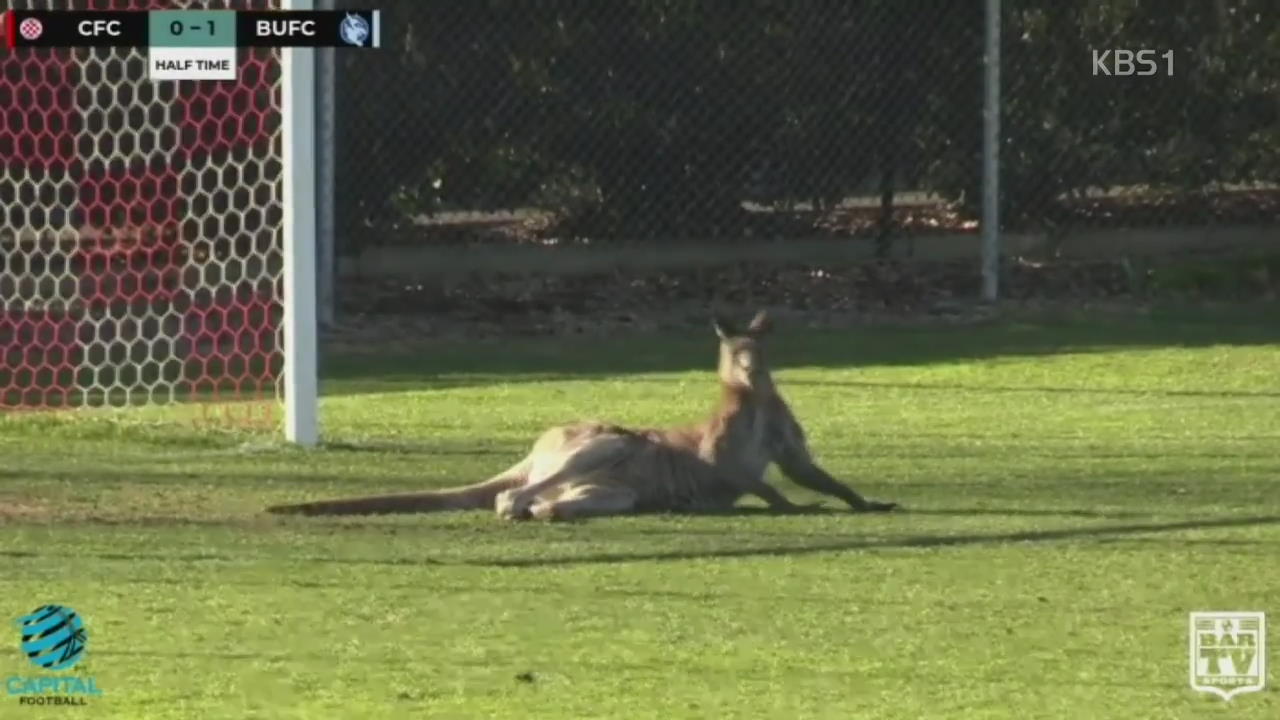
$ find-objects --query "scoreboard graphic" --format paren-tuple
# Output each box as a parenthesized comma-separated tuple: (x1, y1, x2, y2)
(3, 8, 380, 79)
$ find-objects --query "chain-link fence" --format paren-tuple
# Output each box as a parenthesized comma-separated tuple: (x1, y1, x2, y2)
(333, 1, 985, 253)
(330, 0, 1278, 282)
(3, 0, 1278, 427)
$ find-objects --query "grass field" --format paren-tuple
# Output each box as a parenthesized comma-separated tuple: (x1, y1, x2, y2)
(1, 306, 1278, 719)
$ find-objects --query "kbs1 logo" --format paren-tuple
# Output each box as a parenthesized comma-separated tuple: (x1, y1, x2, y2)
(1189, 611, 1267, 701)
(6, 605, 104, 708)
(1091, 49, 1174, 76)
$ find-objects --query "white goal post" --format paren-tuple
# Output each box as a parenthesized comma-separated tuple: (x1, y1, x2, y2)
(281, 0, 319, 446)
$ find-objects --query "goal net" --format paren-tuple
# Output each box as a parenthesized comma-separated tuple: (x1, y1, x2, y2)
(0, 0, 288, 430)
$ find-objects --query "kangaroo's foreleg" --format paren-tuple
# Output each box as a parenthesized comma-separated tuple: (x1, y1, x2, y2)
(775, 447, 896, 512)
(769, 402, 897, 512)
(746, 479, 824, 513)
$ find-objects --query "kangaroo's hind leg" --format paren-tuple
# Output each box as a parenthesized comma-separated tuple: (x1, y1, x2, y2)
(529, 483, 639, 522)
(495, 434, 633, 521)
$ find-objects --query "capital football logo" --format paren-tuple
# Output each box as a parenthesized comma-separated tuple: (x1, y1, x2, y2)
(16, 604, 87, 671)
(1189, 611, 1266, 701)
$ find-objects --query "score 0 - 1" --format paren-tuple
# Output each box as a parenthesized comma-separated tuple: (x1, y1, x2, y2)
(167, 17, 216, 37)
(148, 10, 237, 81)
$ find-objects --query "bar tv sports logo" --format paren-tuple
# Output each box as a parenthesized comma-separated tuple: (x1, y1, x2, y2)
(1189, 611, 1266, 701)
(6, 604, 103, 707)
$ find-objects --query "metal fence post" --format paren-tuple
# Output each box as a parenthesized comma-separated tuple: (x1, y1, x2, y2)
(982, 0, 1002, 301)
(315, 0, 337, 328)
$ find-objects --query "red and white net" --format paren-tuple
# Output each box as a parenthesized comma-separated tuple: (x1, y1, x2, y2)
(1, 0, 284, 428)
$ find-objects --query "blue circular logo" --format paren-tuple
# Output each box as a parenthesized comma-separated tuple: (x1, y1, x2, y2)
(339, 13, 369, 47)
(17, 605, 87, 671)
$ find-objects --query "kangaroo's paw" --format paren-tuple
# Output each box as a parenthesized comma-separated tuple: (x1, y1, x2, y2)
(529, 501, 566, 522)
(495, 489, 534, 521)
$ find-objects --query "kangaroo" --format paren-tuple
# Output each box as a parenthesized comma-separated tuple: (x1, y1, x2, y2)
(265, 310, 898, 521)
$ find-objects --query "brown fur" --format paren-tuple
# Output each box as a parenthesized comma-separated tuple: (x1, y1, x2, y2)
(265, 311, 897, 520)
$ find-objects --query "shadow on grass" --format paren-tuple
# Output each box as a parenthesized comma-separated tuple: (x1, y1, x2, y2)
(465, 514, 1280, 568)
(320, 307, 1280, 397)
(782, 379, 1280, 399)
(900, 506, 1152, 520)
(3, 514, 1278, 568)
(647, 505, 1152, 521)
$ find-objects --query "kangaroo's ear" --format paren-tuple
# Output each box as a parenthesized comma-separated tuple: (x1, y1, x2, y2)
(747, 310, 772, 336)
(713, 315, 736, 340)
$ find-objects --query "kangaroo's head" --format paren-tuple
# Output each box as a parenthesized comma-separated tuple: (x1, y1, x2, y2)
(714, 310, 774, 390)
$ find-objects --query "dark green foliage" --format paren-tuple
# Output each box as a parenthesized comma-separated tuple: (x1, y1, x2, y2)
(1000, 0, 1280, 229)
(334, 0, 1278, 246)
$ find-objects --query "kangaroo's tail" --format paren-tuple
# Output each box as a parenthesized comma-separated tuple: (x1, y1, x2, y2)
(265, 461, 530, 517)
